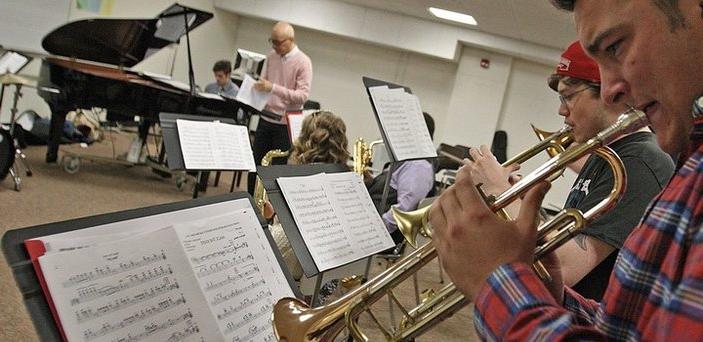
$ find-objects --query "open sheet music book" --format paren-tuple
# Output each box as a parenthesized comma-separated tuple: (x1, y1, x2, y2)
(28, 198, 294, 342)
(368, 85, 437, 161)
(277, 172, 395, 272)
(176, 119, 256, 171)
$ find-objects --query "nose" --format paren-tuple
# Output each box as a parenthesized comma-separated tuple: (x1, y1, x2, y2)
(558, 101, 569, 117)
(600, 67, 628, 106)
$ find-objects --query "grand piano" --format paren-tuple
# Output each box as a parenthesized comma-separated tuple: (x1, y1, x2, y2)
(37, 4, 245, 163)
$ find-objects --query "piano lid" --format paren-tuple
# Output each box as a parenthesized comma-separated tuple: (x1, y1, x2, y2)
(41, 3, 213, 67)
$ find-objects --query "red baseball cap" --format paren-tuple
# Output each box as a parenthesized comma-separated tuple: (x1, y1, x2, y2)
(548, 41, 601, 91)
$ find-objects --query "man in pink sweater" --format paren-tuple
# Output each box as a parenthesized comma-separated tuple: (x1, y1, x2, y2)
(248, 21, 313, 194)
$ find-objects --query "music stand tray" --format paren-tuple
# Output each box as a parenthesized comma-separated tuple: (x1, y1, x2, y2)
(2, 192, 300, 341)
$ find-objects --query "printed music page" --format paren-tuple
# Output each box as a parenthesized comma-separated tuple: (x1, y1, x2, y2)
(235, 74, 272, 111)
(173, 210, 294, 341)
(368, 86, 437, 161)
(177, 119, 256, 171)
(39, 227, 222, 342)
(277, 172, 394, 271)
(36, 198, 295, 342)
(286, 110, 317, 144)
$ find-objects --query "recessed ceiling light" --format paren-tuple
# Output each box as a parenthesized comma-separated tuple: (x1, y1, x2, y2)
(428, 7, 478, 26)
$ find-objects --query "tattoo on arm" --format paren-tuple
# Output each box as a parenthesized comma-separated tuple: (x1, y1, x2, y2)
(574, 235, 588, 251)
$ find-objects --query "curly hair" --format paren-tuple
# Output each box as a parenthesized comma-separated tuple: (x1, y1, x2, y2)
(289, 111, 350, 165)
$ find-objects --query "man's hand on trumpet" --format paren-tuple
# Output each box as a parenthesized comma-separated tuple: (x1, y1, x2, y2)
(429, 166, 554, 301)
(465, 145, 520, 197)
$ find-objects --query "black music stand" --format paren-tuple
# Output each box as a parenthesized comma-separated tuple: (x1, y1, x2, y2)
(259, 163, 376, 305)
(159, 112, 253, 198)
(361, 77, 412, 221)
(1, 192, 301, 341)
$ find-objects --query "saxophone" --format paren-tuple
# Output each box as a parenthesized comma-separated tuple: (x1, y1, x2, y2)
(353, 138, 383, 176)
(253, 149, 290, 215)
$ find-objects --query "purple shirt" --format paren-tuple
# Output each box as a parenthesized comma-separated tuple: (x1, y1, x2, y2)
(383, 160, 434, 231)
(260, 45, 313, 125)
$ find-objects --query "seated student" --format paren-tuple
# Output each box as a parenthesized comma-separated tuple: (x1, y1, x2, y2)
(204, 60, 239, 98)
(265, 110, 350, 281)
(288, 110, 350, 165)
(366, 112, 436, 247)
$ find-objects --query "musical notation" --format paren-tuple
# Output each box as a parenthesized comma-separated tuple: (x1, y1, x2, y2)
(278, 172, 395, 271)
(231, 322, 271, 341)
(210, 280, 266, 306)
(189, 241, 249, 264)
(39, 199, 295, 342)
(71, 265, 174, 306)
(194, 254, 255, 278)
(75, 279, 181, 323)
(165, 322, 200, 342)
(223, 303, 272, 334)
(172, 209, 295, 339)
(369, 85, 436, 161)
(204, 265, 259, 292)
(63, 251, 167, 287)
(177, 119, 256, 171)
(81, 297, 188, 340)
(216, 290, 271, 320)
(104, 310, 195, 342)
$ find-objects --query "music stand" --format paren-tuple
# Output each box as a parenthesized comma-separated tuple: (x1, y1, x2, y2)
(2, 192, 301, 341)
(159, 113, 253, 199)
(258, 163, 374, 305)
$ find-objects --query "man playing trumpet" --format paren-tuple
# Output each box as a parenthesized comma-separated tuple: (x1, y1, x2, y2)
(465, 41, 673, 300)
(431, 0, 703, 339)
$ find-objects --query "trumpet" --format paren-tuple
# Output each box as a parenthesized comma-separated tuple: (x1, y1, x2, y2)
(401, 124, 575, 248)
(272, 108, 648, 341)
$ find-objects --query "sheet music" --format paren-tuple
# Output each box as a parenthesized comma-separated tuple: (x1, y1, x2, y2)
(286, 109, 318, 144)
(177, 119, 256, 171)
(369, 86, 437, 161)
(0, 51, 29, 74)
(325, 173, 394, 254)
(235, 74, 272, 111)
(197, 92, 224, 100)
(39, 227, 222, 342)
(277, 172, 394, 271)
(36, 198, 296, 342)
(173, 210, 294, 341)
(286, 114, 305, 144)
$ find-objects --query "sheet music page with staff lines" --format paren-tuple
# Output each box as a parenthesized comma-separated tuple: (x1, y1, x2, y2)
(177, 120, 256, 171)
(277, 172, 394, 271)
(325, 173, 391, 255)
(39, 227, 220, 342)
(173, 209, 294, 342)
(37, 198, 295, 342)
(369, 86, 437, 161)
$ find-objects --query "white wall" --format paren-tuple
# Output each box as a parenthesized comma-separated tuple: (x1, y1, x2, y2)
(496, 59, 576, 207)
(232, 16, 456, 143)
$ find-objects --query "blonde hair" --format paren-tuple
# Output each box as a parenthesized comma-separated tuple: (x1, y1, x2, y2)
(289, 111, 350, 165)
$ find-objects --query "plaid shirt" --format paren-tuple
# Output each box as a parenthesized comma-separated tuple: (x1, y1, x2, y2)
(474, 98, 703, 341)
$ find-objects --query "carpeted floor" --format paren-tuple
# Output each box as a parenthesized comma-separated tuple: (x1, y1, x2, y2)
(0, 133, 478, 341)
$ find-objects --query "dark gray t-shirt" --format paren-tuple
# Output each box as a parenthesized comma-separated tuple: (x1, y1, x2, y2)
(566, 131, 674, 300)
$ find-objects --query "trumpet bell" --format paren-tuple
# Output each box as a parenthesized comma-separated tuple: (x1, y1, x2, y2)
(531, 124, 575, 158)
(393, 205, 431, 248)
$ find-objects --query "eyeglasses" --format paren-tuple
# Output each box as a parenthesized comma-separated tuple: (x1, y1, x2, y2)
(558, 87, 592, 107)
(268, 38, 290, 46)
